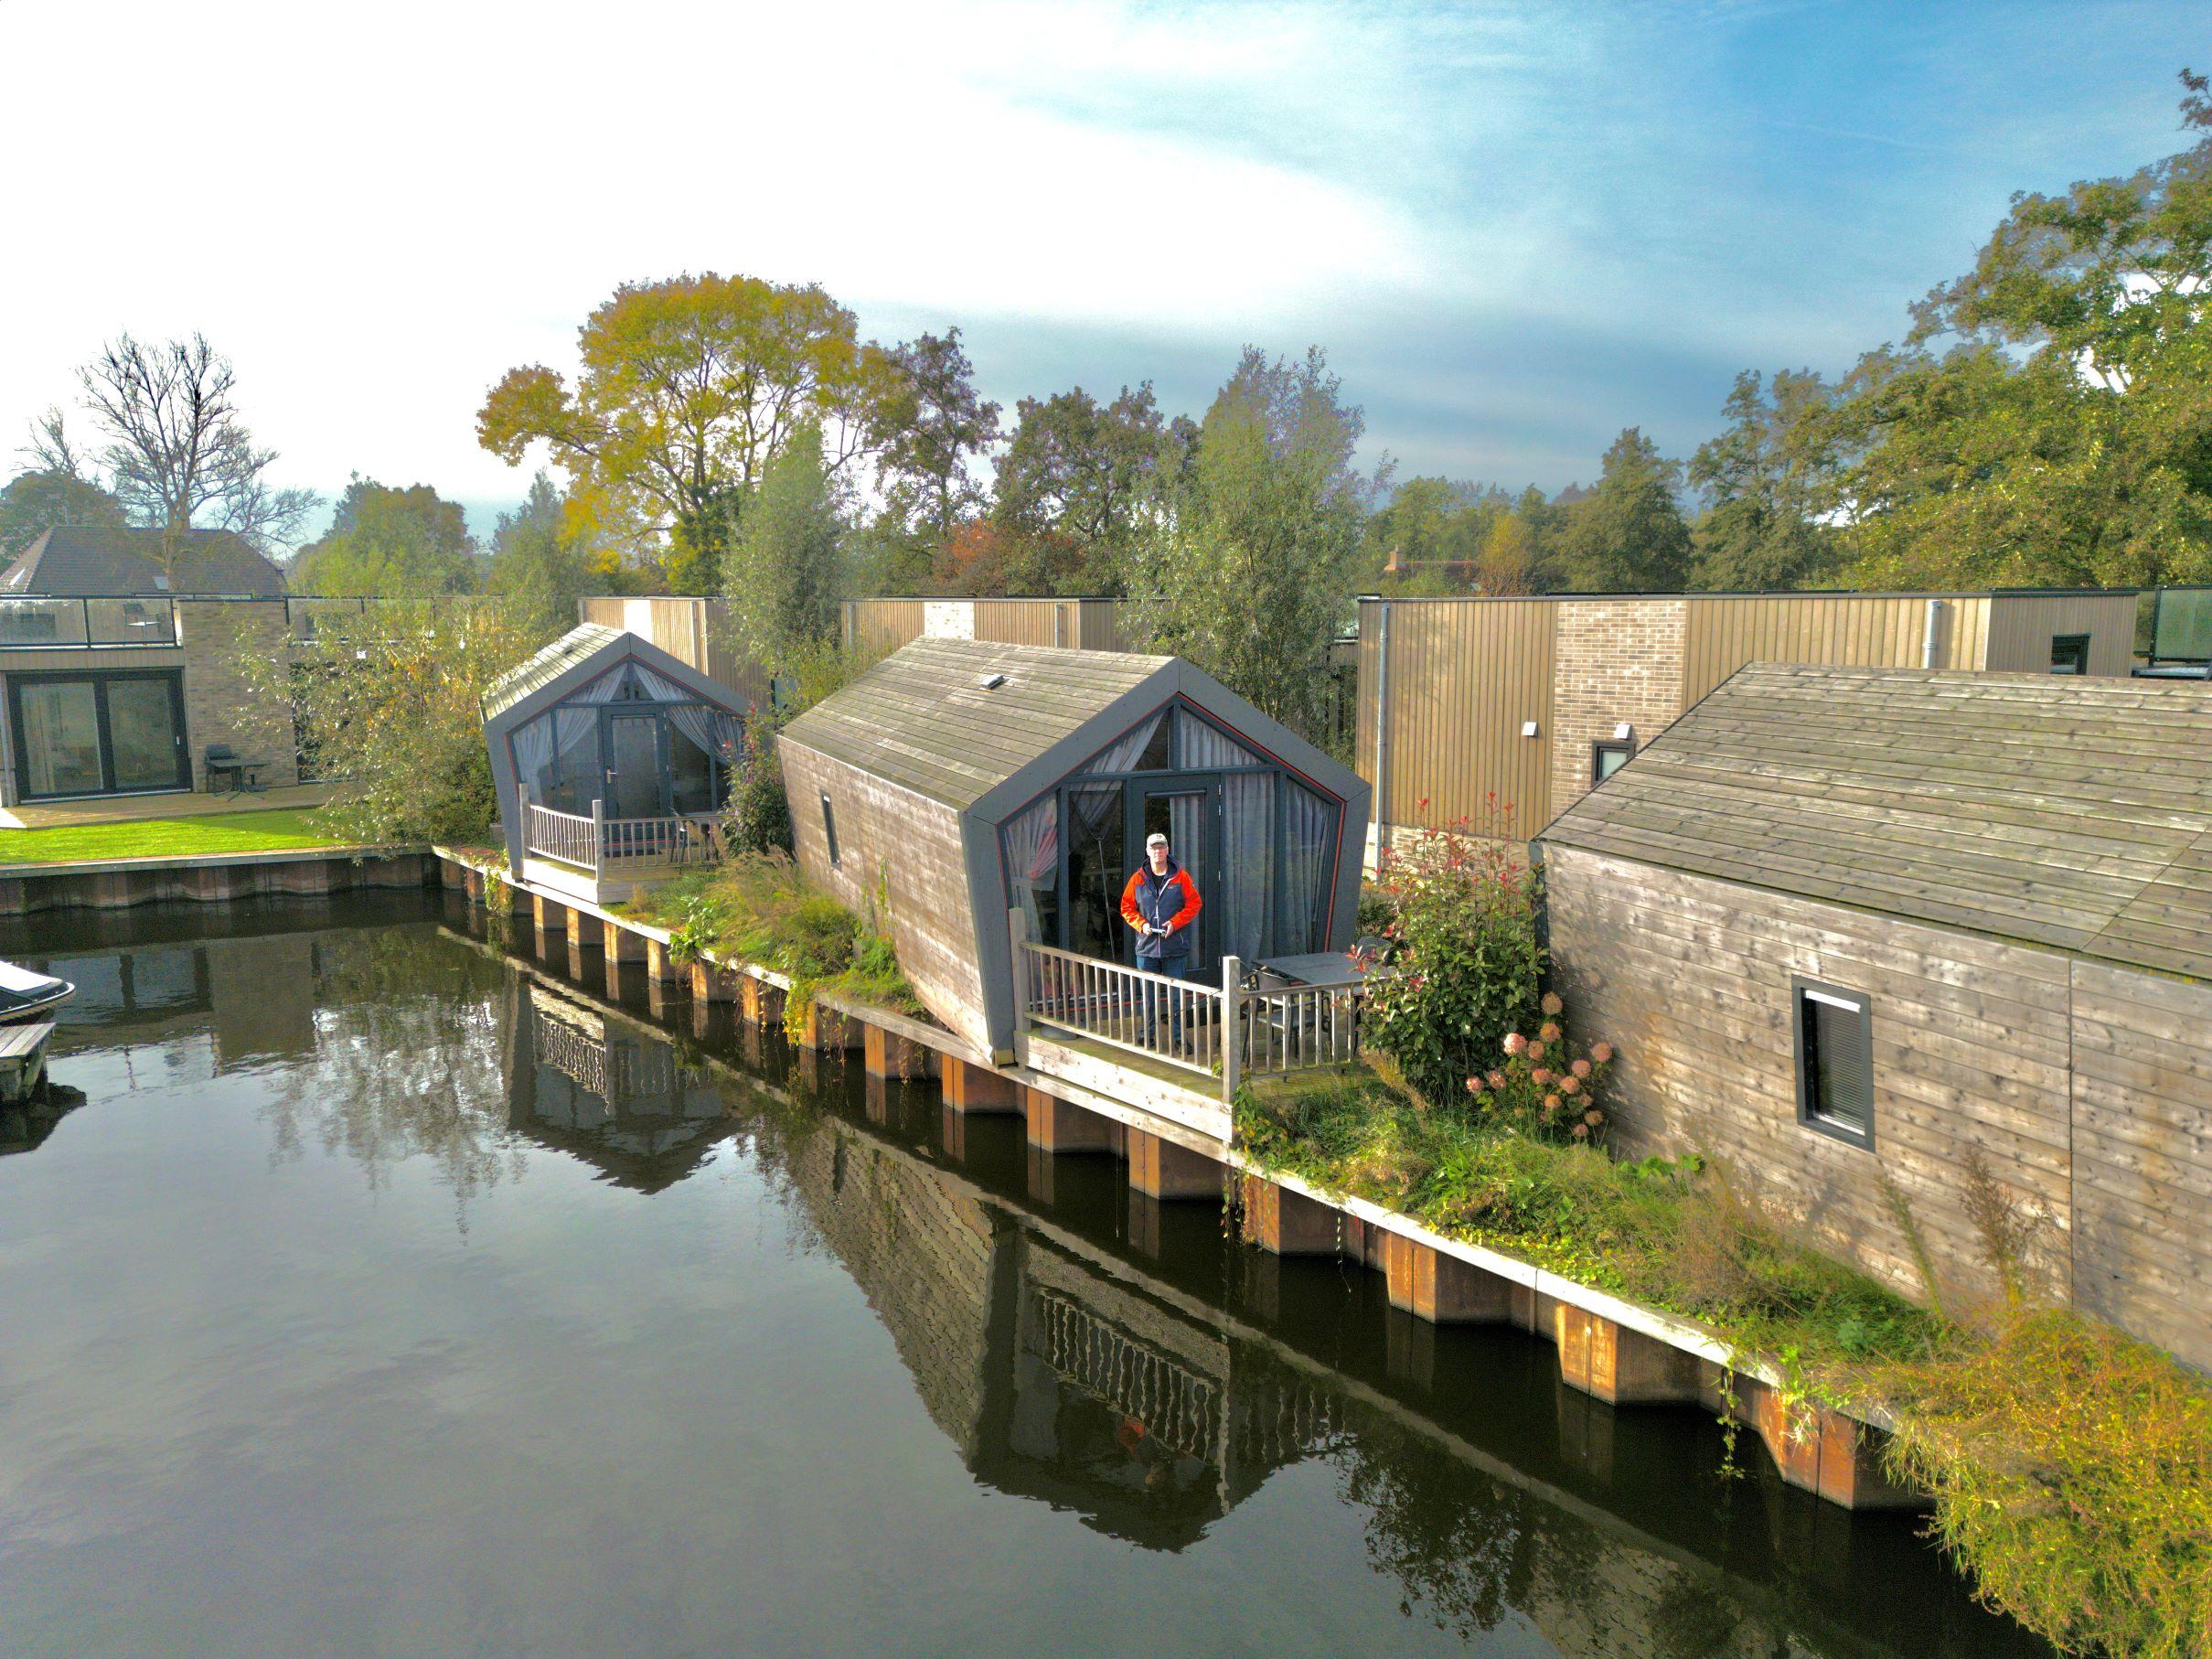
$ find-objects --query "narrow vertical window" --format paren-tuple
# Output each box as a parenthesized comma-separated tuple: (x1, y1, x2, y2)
(2048, 634, 2090, 675)
(1794, 979, 1874, 1145)
(820, 793, 841, 868)
(1591, 738, 1633, 784)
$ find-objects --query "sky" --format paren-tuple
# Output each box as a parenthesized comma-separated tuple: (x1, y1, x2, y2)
(0, 0, 2201, 543)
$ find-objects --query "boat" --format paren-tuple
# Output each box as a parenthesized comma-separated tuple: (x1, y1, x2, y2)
(0, 961, 73, 1022)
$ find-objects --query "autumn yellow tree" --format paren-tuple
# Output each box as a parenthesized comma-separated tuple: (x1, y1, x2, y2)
(476, 273, 898, 590)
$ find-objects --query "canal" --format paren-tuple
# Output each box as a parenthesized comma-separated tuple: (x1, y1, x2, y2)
(0, 892, 2048, 1656)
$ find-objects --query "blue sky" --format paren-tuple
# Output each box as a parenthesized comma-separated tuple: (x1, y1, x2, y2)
(0, 0, 2201, 540)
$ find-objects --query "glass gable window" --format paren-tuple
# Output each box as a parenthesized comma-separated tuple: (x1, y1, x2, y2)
(508, 662, 743, 819)
(1002, 697, 1343, 969)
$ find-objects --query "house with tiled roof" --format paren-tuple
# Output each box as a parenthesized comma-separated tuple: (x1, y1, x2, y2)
(1, 525, 286, 597)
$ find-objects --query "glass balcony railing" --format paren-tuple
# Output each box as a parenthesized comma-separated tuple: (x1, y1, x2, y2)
(0, 596, 180, 649)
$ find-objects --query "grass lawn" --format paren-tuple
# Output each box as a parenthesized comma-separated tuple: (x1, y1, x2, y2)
(0, 809, 370, 866)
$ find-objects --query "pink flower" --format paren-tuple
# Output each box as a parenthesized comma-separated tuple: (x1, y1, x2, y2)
(1589, 1043, 1613, 1065)
(1544, 1093, 1561, 1112)
(1530, 1067, 1553, 1086)
(1571, 1123, 1589, 1141)
(1525, 1039, 1545, 1061)
(1570, 1058, 1592, 1079)
(1539, 1021, 1562, 1044)
(1487, 1070, 1506, 1090)
(1541, 991, 1564, 1017)
(1465, 1076, 1480, 1094)
(1503, 1033, 1527, 1056)
(1584, 1109, 1603, 1128)
(1559, 1075, 1580, 1097)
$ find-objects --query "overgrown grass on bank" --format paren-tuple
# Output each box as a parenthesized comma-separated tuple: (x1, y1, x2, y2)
(1235, 1071, 1947, 1372)
(0, 809, 363, 866)
(1236, 1070, 2212, 1657)
(626, 851, 920, 1036)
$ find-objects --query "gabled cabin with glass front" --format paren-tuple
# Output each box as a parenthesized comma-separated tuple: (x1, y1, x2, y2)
(779, 638, 1368, 1062)
(482, 624, 753, 906)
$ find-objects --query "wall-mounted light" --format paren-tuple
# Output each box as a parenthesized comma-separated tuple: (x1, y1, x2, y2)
(1613, 722, 1634, 742)
(1521, 720, 1540, 738)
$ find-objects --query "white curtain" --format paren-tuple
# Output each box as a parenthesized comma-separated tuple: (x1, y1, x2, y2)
(1076, 710, 1163, 776)
(1003, 795, 1060, 944)
(1175, 711, 1263, 770)
(511, 712, 555, 804)
(1221, 772, 1273, 963)
(1280, 781, 1335, 954)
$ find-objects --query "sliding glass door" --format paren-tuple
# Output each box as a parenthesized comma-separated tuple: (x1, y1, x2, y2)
(10, 671, 188, 800)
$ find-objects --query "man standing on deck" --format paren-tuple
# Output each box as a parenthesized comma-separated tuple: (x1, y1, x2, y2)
(1121, 831, 1202, 1053)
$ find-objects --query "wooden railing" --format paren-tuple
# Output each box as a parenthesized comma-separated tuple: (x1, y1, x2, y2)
(1010, 910, 1364, 1103)
(525, 798, 720, 878)
(525, 801, 599, 869)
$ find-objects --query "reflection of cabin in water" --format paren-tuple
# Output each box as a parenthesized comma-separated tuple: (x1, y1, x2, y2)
(482, 624, 753, 906)
(501, 978, 732, 1192)
(779, 640, 1368, 1057)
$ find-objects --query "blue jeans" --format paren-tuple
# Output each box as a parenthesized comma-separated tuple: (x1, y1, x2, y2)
(1140, 955, 1188, 1048)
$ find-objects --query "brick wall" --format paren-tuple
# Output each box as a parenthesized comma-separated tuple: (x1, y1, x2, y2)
(176, 601, 299, 791)
(1548, 600, 1686, 821)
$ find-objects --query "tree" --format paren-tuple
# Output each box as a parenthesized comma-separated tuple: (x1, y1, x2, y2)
(476, 273, 897, 589)
(721, 424, 843, 672)
(291, 476, 478, 597)
(486, 473, 594, 637)
(1832, 66, 2212, 588)
(1688, 369, 1842, 590)
(878, 328, 1000, 546)
(991, 383, 1183, 592)
(1557, 427, 1691, 591)
(1122, 347, 1383, 744)
(1474, 509, 1539, 595)
(240, 599, 551, 844)
(77, 333, 317, 568)
(0, 412, 127, 560)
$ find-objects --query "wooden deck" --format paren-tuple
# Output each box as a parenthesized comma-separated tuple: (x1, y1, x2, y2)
(0, 1021, 55, 1106)
(519, 853, 697, 910)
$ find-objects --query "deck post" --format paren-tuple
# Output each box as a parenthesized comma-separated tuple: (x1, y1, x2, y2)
(1007, 905, 1031, 1031)
(1220, 955, 1243, 1106)
(591, 797, 605, 881)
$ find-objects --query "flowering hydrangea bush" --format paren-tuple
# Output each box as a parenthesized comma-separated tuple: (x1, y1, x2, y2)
(1360, 808, 1545, 1108)
(1464, 991, 1618, 1145)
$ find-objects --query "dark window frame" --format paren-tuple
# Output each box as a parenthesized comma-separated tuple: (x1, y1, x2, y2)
(1792, 975, 1875, 1148)
(7, 667, 191, 801)
(820, 792, 841, 868)
(1591, 738, 1633, 784)
(2049, 633, 2091, 675)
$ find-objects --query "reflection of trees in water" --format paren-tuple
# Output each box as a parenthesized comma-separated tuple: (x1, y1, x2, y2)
(259, 925, 527, 1216)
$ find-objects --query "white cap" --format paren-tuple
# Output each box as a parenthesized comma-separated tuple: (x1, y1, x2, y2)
(1146, 832, 1170, 849)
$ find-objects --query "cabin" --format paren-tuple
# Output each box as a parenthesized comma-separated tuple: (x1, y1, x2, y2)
(1537, 663, 2212, 1370)
(481, 623, 752, 906)
(1360, 587, 2143, 856)
(778, 638, 1368, 1061)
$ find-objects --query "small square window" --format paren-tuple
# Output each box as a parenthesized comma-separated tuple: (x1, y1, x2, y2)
(820, 793, 841, 868)
(1591, 739, 1633, 784)
(1794, 978, 1874, 1146)
(2049, 634, 2090, 675)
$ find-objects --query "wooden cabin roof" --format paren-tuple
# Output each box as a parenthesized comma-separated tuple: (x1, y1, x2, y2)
(781, 637, 1171, 809)
(481, 623, 628, 719)
(1539, 662, 2212, 980)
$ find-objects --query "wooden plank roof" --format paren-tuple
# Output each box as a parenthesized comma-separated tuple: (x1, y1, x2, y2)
(481, 624, 627, 718)
(1539, 663, 2212, 981)
(781, 637, 1171, 809)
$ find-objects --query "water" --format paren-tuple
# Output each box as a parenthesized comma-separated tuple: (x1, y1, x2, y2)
(0, 894, 2046, 1658)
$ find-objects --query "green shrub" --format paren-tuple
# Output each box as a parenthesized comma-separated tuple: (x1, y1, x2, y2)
(1882, 1310, 2212, 1658)
(724, 720, 794, 855)
(1362, 825, 1544, 1107)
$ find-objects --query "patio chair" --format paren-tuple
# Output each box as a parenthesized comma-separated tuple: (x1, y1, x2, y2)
(204, 744, 269, 797)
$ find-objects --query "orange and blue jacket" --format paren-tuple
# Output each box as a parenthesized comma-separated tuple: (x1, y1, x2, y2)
(1121, 861, 1202, 961)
